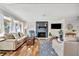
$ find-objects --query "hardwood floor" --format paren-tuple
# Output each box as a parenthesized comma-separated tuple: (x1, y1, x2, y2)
(0, 39, 39, 56)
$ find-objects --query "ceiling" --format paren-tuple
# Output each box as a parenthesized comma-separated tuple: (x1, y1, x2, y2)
(0, 3, 79, 21)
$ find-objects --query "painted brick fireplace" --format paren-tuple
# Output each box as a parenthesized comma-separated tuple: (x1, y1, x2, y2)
(36, 21, 48, 38)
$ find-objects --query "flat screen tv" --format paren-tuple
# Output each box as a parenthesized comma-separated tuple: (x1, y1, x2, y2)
(51, 23, 61, 29)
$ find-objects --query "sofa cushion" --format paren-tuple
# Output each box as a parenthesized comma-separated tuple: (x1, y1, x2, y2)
(0, 36, 6, 42)
(4, 33, 15, 39)
(12, 33, 20, 39)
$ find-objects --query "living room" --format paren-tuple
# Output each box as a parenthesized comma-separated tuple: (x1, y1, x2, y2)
(0, 3, 79, 56)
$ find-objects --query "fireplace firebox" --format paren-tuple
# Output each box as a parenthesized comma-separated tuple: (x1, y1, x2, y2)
(38, 32, 46, 37)
(36, 21, 48, 38)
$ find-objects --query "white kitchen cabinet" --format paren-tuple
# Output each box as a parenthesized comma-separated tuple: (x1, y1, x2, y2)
(64, 42, 78, 56)
(64, 41, 79, 56)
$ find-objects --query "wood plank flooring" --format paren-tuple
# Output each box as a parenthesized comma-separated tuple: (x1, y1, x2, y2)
(0, 39, 39, 56)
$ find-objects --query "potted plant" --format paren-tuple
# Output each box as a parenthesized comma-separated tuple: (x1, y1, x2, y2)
(72, 29, 76, 32)
(49, 32, 52, 38)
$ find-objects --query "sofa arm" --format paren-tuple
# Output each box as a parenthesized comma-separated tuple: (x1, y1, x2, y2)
(0, 39, 17, 50)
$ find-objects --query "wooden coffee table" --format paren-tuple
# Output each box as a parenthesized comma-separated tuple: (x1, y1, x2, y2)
(65, 32, 76, 37)
(26, 37, 35, 46)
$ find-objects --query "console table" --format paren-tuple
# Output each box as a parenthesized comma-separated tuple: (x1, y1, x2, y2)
(65, 33, 76, 37)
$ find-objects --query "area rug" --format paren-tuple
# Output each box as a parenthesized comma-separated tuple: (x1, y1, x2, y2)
(39, 39, 58, 56)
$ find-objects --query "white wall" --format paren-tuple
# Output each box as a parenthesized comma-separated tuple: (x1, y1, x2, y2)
(48, 19, 65, 37)
(65, 16, 79, 37)
(26, 16, 79, 39)
(0, 14, 26, 36)
(1, 4, 79, 38)
(4, 3, 78, 38)
(26, 18, 65, 38)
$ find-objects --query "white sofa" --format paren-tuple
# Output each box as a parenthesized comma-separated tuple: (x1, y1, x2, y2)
(52, 36, 79, 56)
(0, 33, 27, 50)
(52, 39, 64, 56)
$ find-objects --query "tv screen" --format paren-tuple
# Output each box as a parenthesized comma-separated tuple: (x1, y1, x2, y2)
(51, 23, 61, 29)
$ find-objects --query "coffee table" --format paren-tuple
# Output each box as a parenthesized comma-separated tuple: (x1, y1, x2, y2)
(26, 37, 35, 46)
